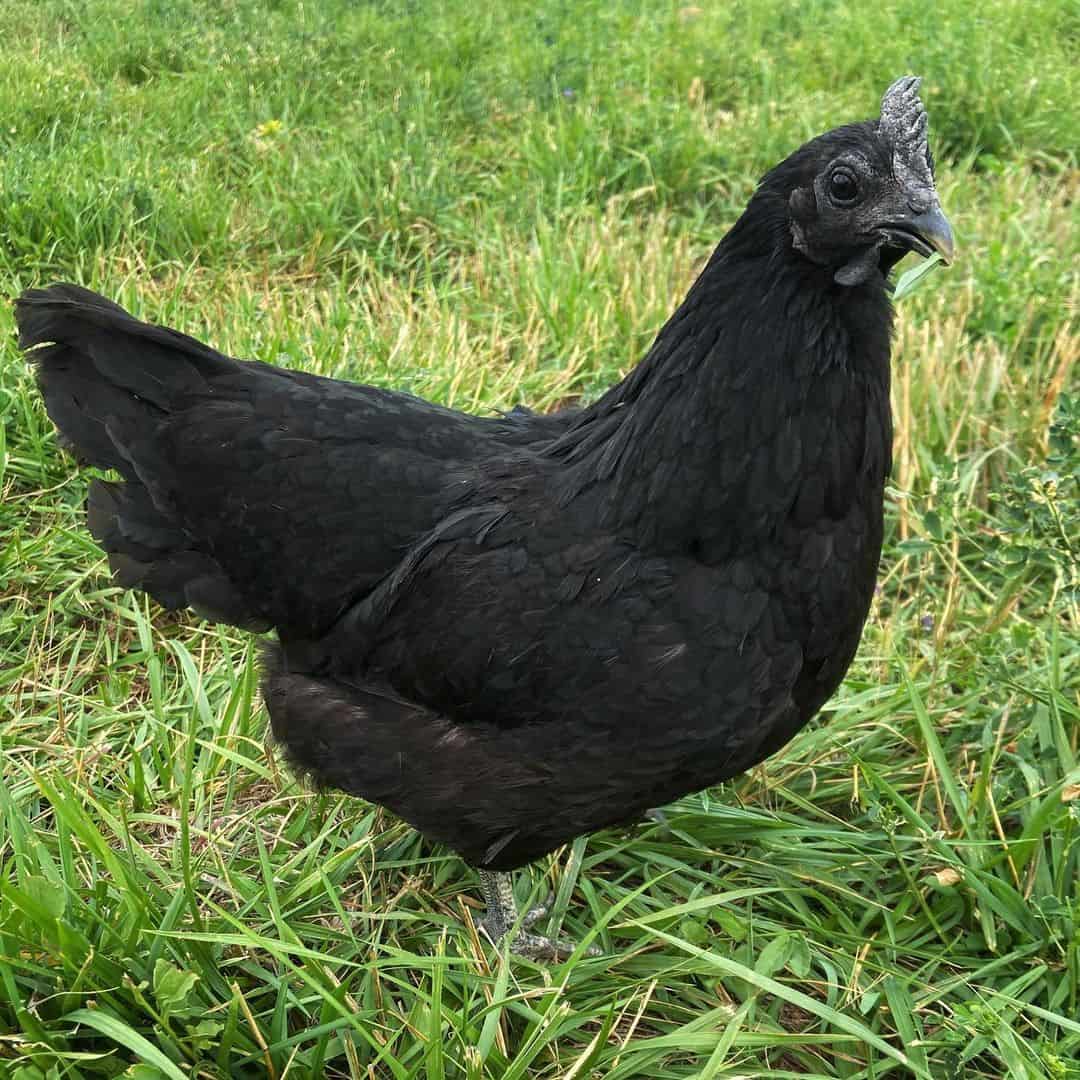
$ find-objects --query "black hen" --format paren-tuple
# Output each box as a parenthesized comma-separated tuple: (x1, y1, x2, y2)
(18, 77, 952, 958)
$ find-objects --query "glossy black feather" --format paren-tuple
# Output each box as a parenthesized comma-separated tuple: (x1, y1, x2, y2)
(19, 116, 904, 873)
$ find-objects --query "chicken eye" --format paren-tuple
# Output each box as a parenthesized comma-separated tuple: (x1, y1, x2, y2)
(829, 168, 859, 205)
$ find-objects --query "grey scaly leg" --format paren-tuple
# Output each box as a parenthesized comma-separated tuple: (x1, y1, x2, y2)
(476, 870, 600, 960)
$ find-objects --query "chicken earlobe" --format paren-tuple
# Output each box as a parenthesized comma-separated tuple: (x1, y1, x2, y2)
(833, 241, 885, 287)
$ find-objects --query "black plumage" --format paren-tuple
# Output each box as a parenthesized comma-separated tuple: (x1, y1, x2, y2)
(18, 77, 952, 957)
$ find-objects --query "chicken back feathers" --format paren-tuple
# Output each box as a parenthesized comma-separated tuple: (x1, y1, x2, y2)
(18, 78, 951, 871)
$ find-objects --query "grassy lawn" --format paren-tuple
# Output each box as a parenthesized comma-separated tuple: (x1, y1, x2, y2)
(1, 1, 1077, 1076)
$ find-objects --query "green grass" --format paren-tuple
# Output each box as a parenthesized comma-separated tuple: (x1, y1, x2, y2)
(1, 1, 1078, 1076)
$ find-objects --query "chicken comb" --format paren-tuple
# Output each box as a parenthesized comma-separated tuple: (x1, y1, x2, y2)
(879, 75, 934, 191)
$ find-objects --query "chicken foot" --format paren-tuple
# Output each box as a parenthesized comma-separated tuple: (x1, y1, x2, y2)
(476, 870, 600, 960)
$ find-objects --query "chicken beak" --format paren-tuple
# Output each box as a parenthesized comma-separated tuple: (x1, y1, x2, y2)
(883, 202, 955, 265)
(907, 204, 954, 263)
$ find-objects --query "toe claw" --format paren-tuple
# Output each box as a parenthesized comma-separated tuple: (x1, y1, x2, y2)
(522, 892, 554, 928)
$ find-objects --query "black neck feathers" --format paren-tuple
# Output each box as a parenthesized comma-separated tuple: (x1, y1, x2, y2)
(547, 200, 894, 558)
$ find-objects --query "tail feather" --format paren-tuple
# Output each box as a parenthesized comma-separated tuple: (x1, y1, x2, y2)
(85, 478, 270, 631)
(17, 283, 236, 411)
(31, 349, 153, 472)
(16, 283, 266, 630)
